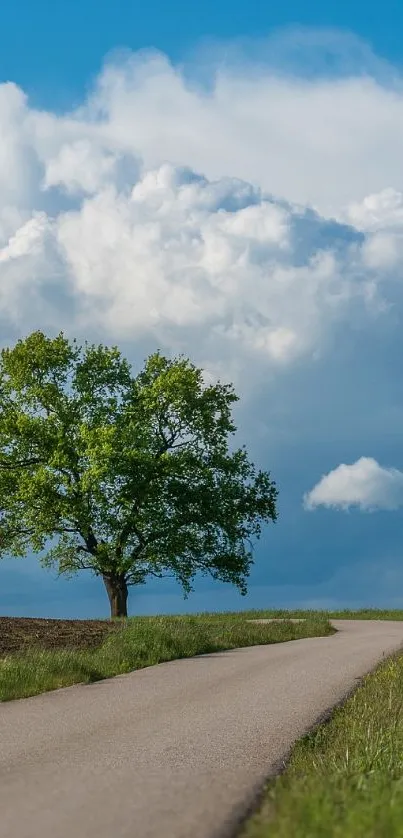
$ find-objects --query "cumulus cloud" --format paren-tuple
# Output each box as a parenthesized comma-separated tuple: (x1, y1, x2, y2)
(4, 30, 403, 214)
(0, 156, 387, 375)
(303, 457, 403, 511)
(0, 33, 403, 389)
(74, 30, 403, 216)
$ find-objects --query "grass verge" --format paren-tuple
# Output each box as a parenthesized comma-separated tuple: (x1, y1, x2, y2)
(240, 647, 403, 838)
(221, 608, 403, 621)
(0, 613, 333, 702)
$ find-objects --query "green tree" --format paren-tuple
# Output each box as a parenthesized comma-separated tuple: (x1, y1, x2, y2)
(0, 331, 278, 618)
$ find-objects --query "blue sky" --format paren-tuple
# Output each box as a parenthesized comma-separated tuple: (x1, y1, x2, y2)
(2, 0, 403, 108)
(1, 2, 403, 618)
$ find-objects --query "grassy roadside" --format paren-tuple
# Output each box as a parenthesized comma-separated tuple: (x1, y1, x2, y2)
(0, 612, 333, 702)
(224, 608, 403, 621)
(240, 647, 403, 838)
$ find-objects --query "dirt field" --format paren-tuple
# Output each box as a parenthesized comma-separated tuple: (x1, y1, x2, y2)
(0, 616, 123, 657)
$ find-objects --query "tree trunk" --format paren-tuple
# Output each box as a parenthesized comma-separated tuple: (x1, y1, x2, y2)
(102, 573, 129, 618)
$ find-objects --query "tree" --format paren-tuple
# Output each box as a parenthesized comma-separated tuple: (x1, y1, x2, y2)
(0, 331, 278, 618)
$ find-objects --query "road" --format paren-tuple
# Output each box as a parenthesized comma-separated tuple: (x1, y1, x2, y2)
(1, 619, 403, 838)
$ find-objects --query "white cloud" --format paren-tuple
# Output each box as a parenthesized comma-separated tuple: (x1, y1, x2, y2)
(303, 457, 403, 511)
(0, 213, 49, 263)
(73, 33, 403, 216)
(0, 159, 386, 375)
(43, 139, 121, 196)
(0, 34, 403, 388)
(3, 30, 403, 215)
(361, 232, 402, 271)
(345, 188, 403, 233)
(343, 188, 403, 272)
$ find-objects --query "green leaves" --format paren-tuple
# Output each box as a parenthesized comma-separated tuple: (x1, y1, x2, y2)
(0, 331, 278, 612)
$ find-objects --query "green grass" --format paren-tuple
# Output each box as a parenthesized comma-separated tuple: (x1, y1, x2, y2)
(0, 612, 333, 702)
(241, 647, 403, 838)
(215, 608, 403, 621)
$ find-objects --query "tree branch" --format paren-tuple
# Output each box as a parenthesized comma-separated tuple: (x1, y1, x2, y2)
(65, 548, 95, 571)
(0, 525, 35, 539)
(0, 457, 43, 470)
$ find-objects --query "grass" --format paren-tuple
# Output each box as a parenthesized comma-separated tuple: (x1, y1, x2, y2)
(0, 612, 333, 702)
(220, 608, 403, 621)
(241, 647, 403, 838)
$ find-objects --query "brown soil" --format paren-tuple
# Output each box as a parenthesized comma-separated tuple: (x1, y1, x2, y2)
(0, 616, 124, 657)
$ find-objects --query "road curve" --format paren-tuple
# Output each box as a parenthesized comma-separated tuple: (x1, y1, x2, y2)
(1, 619, 403, 838)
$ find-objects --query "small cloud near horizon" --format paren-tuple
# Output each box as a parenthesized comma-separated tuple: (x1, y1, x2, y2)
(303, 456, 403, 512)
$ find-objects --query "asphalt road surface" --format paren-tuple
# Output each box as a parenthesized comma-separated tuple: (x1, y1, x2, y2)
(1, 619, 403, 838)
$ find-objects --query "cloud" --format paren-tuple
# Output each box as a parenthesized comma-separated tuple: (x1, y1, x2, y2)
(0, 32, 402, 389)
(74, 30, 403, 216)
(3, 30, 403, 214)
(303, 457, 403, 512)
(54, 165, 374, 358)
(0, 156, 390, 382)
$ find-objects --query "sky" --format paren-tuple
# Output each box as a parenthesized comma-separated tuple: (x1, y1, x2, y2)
(1, 2, 403, 618)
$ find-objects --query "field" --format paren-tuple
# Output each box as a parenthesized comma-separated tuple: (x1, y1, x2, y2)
(0, 608, 400, 661)
(0, 616, 121, 657)
(0, 610, 333, 701)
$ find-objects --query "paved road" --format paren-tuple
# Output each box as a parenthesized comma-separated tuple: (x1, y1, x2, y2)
(1, 619, 403, 838)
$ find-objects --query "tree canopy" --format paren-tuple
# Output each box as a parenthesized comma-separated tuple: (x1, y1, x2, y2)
(0, 331, 278, 617)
